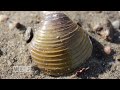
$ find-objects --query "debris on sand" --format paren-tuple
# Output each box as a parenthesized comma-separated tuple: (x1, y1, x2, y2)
(75, 67, 89, 77)
(8, 20, 26, 31)
(77, 19, 82, 27)
(93, 19, 115, 42)
(24, 27, 33, 43)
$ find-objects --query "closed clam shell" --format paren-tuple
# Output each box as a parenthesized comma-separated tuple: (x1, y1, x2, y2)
(29, 12, 93, 76)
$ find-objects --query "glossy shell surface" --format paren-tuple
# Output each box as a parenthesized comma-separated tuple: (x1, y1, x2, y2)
(30, 12, 93, 76)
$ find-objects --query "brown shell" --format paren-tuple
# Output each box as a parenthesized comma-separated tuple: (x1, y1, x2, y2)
(29, 12, 93, 76)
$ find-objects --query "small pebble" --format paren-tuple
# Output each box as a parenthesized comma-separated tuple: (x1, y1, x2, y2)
(24, 27, 33, 43)
(104, 46, 112, 55)
(16, 23, 26, 30)
(98, 19, 115, 42)
(99, 30, 109, 39)
(0, 15, 9, 22)
(93, 24, 103, 32)
(112, 20, 120, 29)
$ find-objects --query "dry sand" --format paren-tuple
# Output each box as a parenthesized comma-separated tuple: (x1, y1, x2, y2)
(0, 11, 120, 79)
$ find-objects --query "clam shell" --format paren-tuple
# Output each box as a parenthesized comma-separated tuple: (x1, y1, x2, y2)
(29, 12, 93, 76)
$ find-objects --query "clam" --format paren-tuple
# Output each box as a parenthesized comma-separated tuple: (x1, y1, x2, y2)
(29, 11, 93, 76)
